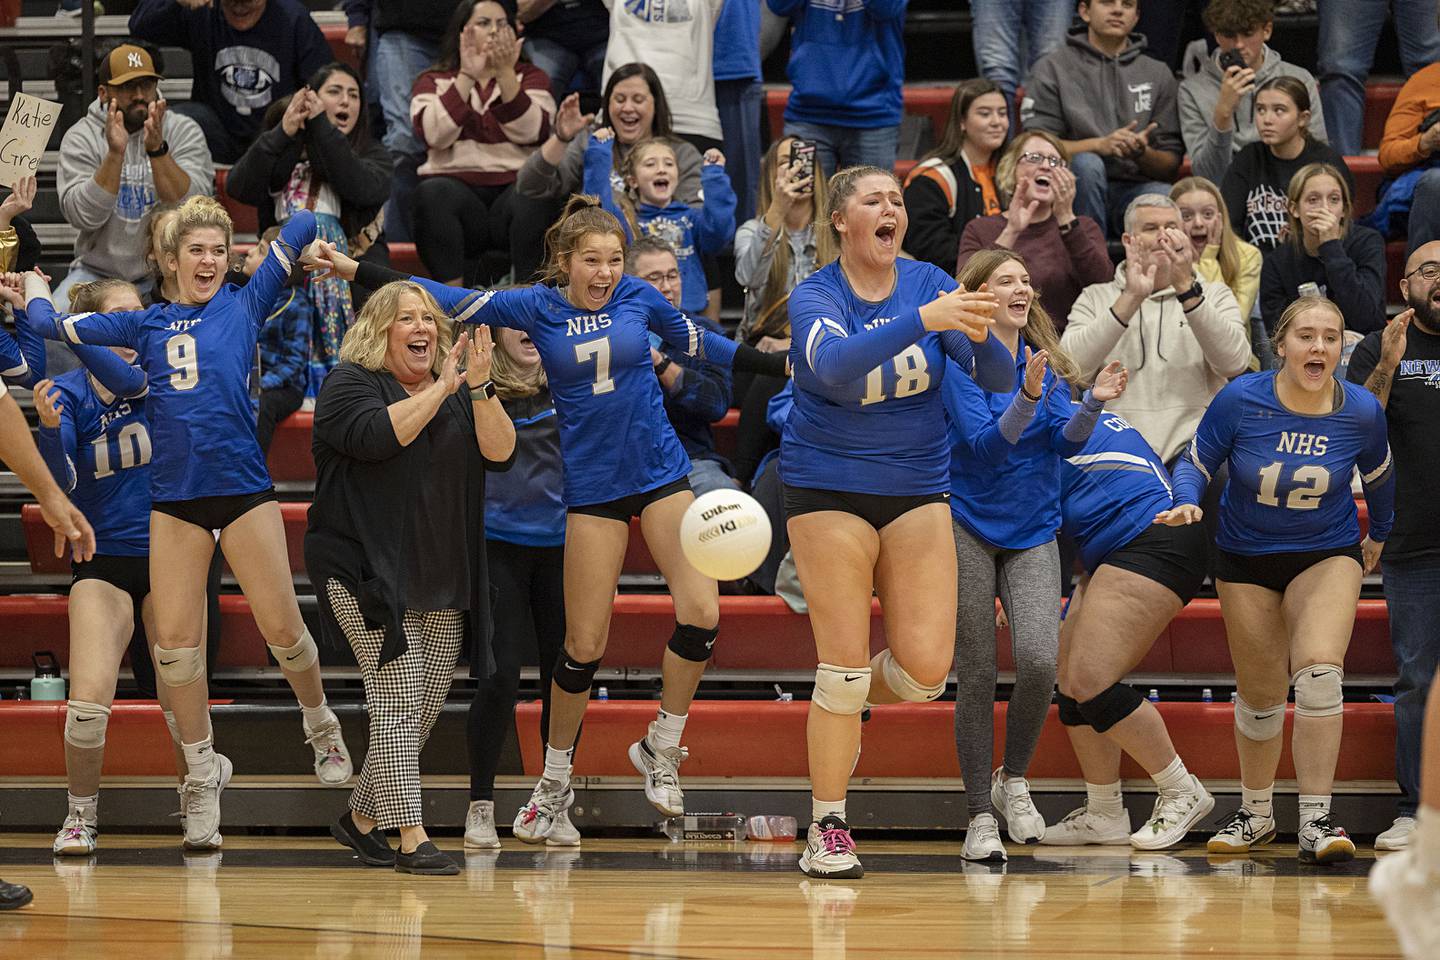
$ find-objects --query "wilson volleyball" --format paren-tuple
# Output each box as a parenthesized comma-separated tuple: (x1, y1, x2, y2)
(680, 490, 772, 580)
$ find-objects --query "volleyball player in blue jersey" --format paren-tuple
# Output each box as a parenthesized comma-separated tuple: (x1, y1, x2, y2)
(772, 165, 1014, 879)
(942, 249, 1128, 860)
(25, 198, 352, 850)
(311, 195, 789, 843)
(1164, 295, 1395, 863)
(1044, 409, 1215, 850)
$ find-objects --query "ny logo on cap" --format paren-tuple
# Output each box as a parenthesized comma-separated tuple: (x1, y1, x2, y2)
(127, 52, 143, 68)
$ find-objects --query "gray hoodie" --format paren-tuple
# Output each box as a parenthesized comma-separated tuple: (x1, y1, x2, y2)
(1178, 41, 1328, 185)
(57, 99, 213, 282)
(1021, 26, 1183, 182)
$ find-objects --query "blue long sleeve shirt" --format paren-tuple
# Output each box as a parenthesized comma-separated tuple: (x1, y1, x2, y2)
(766, 0, 907, 129)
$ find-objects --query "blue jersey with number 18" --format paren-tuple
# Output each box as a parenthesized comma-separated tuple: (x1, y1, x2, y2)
(28, 212, 317, 504)
(1173, 370, 1395, 554)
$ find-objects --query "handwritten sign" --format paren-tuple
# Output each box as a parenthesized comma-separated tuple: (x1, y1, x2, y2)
(0, 93, 62, 188)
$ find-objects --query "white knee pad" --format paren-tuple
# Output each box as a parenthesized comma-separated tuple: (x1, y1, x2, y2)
(812, 663, 871, 715)
(1234, 695, 1286, 742)
(875, 649, 946, 703)
(1293, 663, 1344, 718)
(154, 644, 205, 687)
(64, 700, 112, 750)
(268, 629, 318, 672)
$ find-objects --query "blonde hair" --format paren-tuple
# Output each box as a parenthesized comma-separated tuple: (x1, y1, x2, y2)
(1270, 294, 1344, 358)
(541, 195, 629, 287)
(996, 130, 1070, 203)
(957, 249, 1083, 386)
(68, 278, 140, 314)
(143, 201, 181, 289)
(1171, 176, 1244, 291)
(161, 195, 234, 258)
(488, 291, 547, 399)
(1286, 163, 1352, 251)
(826, 165, 900, 246)
(339, 281, 455, 376)
(751, 138, 838, 339)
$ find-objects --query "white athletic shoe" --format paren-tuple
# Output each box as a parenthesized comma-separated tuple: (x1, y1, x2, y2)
(1040, 806, 1132, 846)
(962, 813, 1008, 862)
(1207, 807, 1277, 855)
(1298, 814, 1356, 865)
(628, 731, 688, 817)
(52, 814, 97, 856)
(1376, 816, 1417, 851)
(180, 753, 233, 851)
(464, 800, 501, 849)
(1369, 845, 1440, 960)
(990, 768, 1046, 844)
(546, 809, 582, 847)
(798, 815, 863, 879)
(1131, 777, 1215, 850)
(304, 715, 354, 785)
(512, 777, 574, 844)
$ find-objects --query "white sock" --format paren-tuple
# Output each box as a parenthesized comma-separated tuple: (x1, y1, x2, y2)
(648, 709, 687, 752)
(1297, 794, 1331, 828)
(182, 738, 218, 781)
(301, 699, 333, 731)
(1241, 784, 1273, 819)
(1416, 807, 1440, 869)
(1152, 756, 1191, 794)
(812, 797, 846, 825)
(1085, 780, 1124, 817)
(67, 792, 97, 824)
(543, 744, 573, 784)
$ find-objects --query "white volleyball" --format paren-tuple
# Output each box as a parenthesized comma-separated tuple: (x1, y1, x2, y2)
(680, 489, 773, 580)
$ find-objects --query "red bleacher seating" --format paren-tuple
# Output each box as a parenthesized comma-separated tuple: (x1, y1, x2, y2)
(320, 24, 362, 72)
(213, 168, 259, 236)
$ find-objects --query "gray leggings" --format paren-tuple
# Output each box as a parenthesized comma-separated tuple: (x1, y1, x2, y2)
(951, 521, 1062, 817)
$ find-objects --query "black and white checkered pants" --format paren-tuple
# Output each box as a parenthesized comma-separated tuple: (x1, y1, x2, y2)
(327, 579, 464, 830)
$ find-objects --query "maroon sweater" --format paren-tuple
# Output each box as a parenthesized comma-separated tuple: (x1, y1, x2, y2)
(411, 63, 556, 186)
(956, 214, 1113, 331)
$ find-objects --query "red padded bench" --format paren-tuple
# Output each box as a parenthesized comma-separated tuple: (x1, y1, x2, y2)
(514, 699, 1396, 782)
(0, 700, 235, 778)
(320, 24, 362, 72)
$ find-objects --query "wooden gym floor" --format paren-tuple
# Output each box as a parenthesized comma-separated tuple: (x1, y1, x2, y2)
(0, 834, 1404, 959)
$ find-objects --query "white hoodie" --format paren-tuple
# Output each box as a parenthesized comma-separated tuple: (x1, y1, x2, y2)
(1062, 263, 1250, 463)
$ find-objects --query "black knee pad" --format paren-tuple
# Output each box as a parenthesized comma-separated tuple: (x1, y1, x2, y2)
(1077, 683, 1145, 734)
(667, 623, 718, 663)
(553, 651, 602, 694)
(1056, 693, 1087, 727)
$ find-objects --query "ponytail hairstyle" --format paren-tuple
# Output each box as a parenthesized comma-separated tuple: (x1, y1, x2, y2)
(161, 195, 234, 259)
(143, 201, 182, 291)
(956, 248, 1083, 387)
(67, 278, 141, 314)
(1270, 294, 1344, 360)
(1170, 176, 1244, 290)
(540, 195, 629, 287)
(826, 165, 900, 246)
(1253, 75, 1313, 143)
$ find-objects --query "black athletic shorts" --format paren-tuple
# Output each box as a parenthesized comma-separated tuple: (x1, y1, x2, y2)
(151, 488, 278, 532)
(783, 484, 950, 530)
(569, 477, 692, 523)
(1214, 544, 1363, 594)
(1098, 522, 1209, 605)
(72, 554, 150, 604)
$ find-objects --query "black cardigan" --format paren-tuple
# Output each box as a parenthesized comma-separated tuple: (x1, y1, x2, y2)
(1258, 226, 1387, 336)
(901, 156, 992, 271)
(304, 362, 515, 673)
(225, 114, 394, 241)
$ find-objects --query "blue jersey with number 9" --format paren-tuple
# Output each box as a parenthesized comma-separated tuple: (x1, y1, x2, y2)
(29, 212, 317, 503)
(1173, 370, 1395, 553)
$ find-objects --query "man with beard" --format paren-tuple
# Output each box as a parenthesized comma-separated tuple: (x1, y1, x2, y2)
(1347, 239, 1440, 851)
(56, 43, 213, 305)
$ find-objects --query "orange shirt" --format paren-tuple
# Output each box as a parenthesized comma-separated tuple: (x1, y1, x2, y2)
(972, 162, 1001, 216)
(1379, 62, 1440, 174)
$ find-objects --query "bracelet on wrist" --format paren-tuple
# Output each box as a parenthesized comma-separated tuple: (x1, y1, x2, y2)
(1020, 385, 1041, 403)
(1109, 306, 1130, 329)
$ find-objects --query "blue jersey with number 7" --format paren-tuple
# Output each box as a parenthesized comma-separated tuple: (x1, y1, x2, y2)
(1173, 370, 1395, 553)
(27, 211, 317, 503)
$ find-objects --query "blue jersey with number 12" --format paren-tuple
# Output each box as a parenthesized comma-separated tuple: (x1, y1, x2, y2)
(1174, 370, 1395, 553)
(29, 212, 317, 503)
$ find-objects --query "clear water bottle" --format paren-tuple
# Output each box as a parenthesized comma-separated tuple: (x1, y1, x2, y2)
(1201, 688, 1214, 703)
(1147, 688, 1160, 703)
(596, 686, 608, 701)
(774, 684, 793, 703)
(662, 813, 747, 841)
(746, 815, 798, 841)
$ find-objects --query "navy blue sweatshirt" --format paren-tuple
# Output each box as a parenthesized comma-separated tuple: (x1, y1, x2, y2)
(486, 388, 566, 548)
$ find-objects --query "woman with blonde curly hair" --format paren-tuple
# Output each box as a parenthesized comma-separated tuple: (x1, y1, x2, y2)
(957, 130, 1112, 331)
(308, 280, 515, 874)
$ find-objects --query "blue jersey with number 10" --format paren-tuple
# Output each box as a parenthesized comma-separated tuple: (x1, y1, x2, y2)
(29, 212, 318, 503)
(1060, 410, 1176, 573)
(1174, 370, 1395, 553)
(412, 274, 739, 508)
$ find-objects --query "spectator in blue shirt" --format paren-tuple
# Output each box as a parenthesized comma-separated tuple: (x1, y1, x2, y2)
(714, 0, 765, 223)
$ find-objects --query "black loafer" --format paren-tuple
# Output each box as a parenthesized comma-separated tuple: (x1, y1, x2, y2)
(395, 841, 461, 876)
(331, 811, 395, 867)
(0, 879, 33, 910)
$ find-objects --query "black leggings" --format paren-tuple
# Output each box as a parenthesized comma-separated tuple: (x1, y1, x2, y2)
(731, 372, 786, 486)
(467, 539, 567, 801)
(412, 178, 553, 284)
